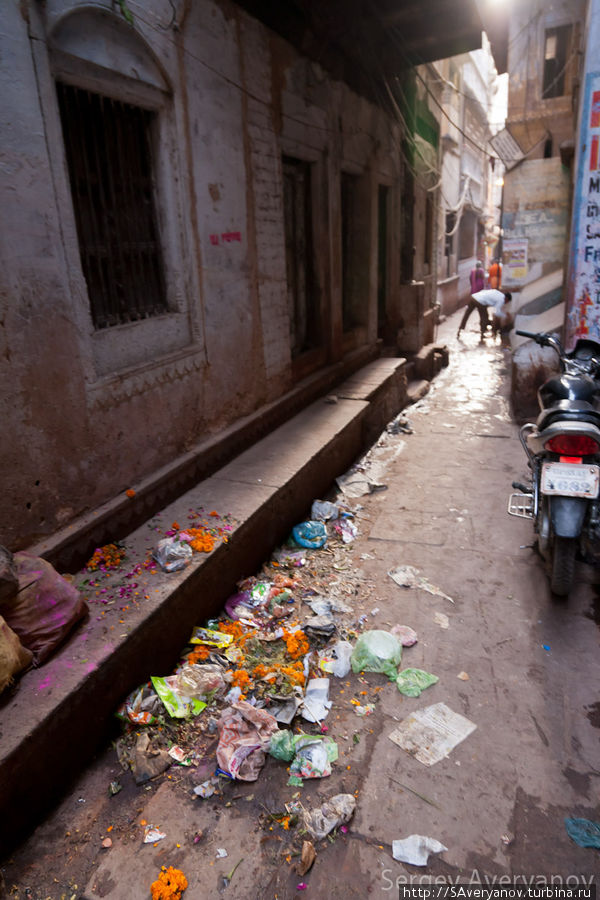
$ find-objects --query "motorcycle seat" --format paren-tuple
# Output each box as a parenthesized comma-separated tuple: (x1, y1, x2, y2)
(537, 402, 600, 431)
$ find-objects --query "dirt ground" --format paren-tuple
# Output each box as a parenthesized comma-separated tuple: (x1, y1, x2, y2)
(2, 313, 599, 899)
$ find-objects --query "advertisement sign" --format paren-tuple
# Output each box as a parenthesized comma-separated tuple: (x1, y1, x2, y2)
(502, 238, 528, 284)
(566, 69, 600, 345)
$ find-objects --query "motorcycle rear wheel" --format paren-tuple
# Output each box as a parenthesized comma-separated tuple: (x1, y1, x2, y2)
(550, 536, 576, 597)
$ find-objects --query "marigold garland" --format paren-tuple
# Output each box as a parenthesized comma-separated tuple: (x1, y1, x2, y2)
(150, 866, 188, 900)
(85, 543, 127, 571)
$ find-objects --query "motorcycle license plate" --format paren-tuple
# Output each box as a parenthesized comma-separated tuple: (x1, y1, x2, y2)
(541, 462, 600, 498)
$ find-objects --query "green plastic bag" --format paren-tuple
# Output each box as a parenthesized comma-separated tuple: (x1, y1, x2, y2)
(151, 675, 207, 718)
(395, 668, 438, 697)
(350, 630, 402, 680)
(269, 729, 297, 761)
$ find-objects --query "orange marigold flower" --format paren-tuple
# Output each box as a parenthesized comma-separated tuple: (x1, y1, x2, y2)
(210, 510, 219, 517)
(282, 628, 309, 660)
(126, 489, 136, 498)
(171, 522, 180, 531)
(150, 865, 188, 900)
(187, 645, 210, 664)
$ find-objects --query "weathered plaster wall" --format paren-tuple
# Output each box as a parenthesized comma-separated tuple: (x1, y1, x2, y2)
(506, 0, 584, 157)
(503, 157, 570, 283)
(1, 0, 408, 549)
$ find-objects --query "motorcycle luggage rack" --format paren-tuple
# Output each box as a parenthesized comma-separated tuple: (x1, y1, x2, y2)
(508, 492, 534, 519)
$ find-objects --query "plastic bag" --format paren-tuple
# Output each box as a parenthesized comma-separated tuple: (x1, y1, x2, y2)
(116, 683, 162, 725)
(565, 817, 600, 849)
(189, 626, 233, 648)
(217, 701, 278, 781)
(350, 630, 402, 680)
(301, 794, 356, 840)
(152, 538, 193, 572)
(390, 625, 418, 647)
(176, 663, 227, 700)
(318, 641, 353, 677)
(1, 553, 88, 664)
(289, 737, 337, 784)
(0, 615, 33, 693)
(291, 521, 327, 549)
(151, 675, 207, 718)
(395, 668, 439, 697)
(311, 500, 339, 521)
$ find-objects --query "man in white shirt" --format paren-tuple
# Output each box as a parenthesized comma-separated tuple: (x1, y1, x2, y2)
(457, 289, 512, 340)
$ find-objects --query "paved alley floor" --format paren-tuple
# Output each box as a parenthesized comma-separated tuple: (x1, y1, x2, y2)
(3, 311, 600, 899)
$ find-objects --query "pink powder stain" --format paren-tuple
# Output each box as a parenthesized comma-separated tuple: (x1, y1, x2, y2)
(86, 662, 97, 673)
(37, 674, 53, 691)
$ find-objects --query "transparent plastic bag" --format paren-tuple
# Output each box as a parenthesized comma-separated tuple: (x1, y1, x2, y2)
(152, 538, 193, 572)
(350, 630, 402, 680)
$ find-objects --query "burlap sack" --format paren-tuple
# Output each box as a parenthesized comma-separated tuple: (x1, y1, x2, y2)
(0, 615, 33, 693)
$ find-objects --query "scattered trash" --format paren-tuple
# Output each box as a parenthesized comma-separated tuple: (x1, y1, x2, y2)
(302, 678, 332, 722)
(334, 518, 358, 543)
(318, 641, 353, 677)
(354, 703, 375, 717)
(304, 616, 336, 638)
(220, 858, 244, 889)
(268, 694, 302, 724)
(433, 612, 450, 629)
(501, 832, 514, 846)
(288, 736, 338, 785)
(395, 668, 439, 697)
(216, 701, 278, 781)
(152, 537, 193, 572)
(388, 702, 476, 766)
(297, 841, 316, 876)
(144, 825, 166, 843)
(216, 848, 228, 859)
(301, 793, 356, 840)
(308, 596, 351, 616)
(292, 521, 328, 549)
(269, 730, 338, 784)
(565, 817, 600, 849)
(457, 671, 470, 681)
(272, 548, 306, 567)
(336, 471, 387, 498)
(190, 627, 233, 649)
(151, 675, 207, 719)
(542, 644, 551, 652)
(387, 414, 413, 435)
(297, 884, 308, 892)
(311, 500, 339, 521)
(193, 780, 217, 799)
(391, 835, 447, 866)
(108, 781, 122, 796)
(175, 663, 228, 701)
(168, 745, 195, 766)
(388, 566, 454, 603)
(133, 733, 172, 785)
(370, 607, 380, 616)
(150, 866, 187, 900)
(390, 625, 418, 646)
(116, 683, 163, 726)
(351, 630, 402, 680)
(101, 837, 112, 849)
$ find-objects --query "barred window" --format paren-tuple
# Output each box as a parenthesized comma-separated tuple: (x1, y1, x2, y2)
(56, 82, 167, 329)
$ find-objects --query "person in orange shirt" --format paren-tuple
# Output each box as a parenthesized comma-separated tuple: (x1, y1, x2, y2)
(488, 258, 502, 289)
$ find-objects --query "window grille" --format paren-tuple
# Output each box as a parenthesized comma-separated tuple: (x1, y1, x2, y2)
(56, 82, 167, 329)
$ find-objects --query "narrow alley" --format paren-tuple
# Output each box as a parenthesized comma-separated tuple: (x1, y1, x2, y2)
(3, 312, 598, 899)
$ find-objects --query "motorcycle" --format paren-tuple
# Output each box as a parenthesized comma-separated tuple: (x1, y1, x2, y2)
(508, 329, 600, 596)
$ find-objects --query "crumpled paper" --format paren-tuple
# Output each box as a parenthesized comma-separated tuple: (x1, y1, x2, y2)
(392, 834, 447, 866)
(388, 566, 454, 603)
(301, 793, 356, 840)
